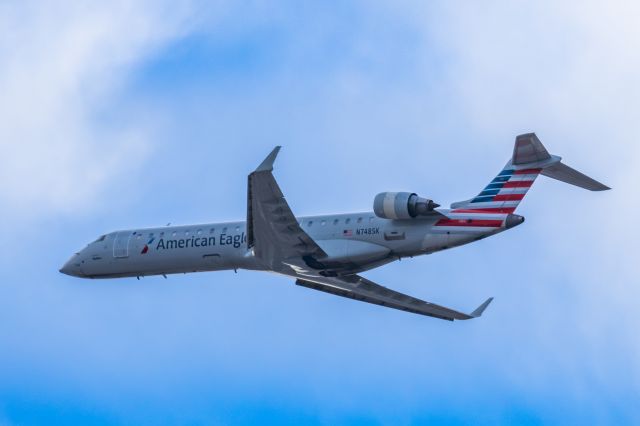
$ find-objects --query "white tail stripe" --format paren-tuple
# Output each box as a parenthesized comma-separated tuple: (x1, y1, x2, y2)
(497, 187, 529, 195)
(508, 174, 539, 182)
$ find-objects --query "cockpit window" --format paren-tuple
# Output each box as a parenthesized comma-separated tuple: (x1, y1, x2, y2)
(94, 235, 106, 243)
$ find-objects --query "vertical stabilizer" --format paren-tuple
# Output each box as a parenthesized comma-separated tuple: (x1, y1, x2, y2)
(512, 133, 551, 165)
(451, 133, 610, 212)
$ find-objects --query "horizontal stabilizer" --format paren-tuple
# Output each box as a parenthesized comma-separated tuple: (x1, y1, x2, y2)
(541, 161, 610, 191)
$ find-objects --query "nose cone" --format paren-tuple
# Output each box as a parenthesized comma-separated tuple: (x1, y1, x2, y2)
(59, 254, 85, 277)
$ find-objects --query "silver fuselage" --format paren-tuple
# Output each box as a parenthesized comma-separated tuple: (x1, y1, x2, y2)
(61, 210, 517, 279)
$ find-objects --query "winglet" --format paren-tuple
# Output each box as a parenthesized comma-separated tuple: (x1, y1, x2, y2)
(470, 297, 494, 318)
(255, 146, 281, 172)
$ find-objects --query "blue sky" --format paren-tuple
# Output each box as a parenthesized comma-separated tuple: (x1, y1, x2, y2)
(0, 1, 638, 425)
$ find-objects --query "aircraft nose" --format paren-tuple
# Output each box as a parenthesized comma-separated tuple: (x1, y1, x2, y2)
(59, 254, 85, 277)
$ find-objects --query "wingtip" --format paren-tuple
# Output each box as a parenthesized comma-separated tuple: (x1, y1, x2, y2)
(594, 184, 612, 191)
(255, 146, 282, 172)
(470, 297, 494, 318)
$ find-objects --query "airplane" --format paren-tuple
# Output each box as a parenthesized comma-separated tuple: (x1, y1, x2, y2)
(60, 133, 609, 321)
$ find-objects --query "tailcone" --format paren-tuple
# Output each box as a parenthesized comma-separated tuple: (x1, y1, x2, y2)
(505, 214, 525, 229)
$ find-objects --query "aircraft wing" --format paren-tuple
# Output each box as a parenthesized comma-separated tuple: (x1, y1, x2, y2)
(294, 273, 493, 321)
(247, 147, 327, 268)
(246, 147, 491, 320)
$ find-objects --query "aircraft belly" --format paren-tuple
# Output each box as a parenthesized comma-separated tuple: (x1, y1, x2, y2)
(421, 233, 450, 253)
(316, 239, 390, 264)
(421, 228, 501, 253)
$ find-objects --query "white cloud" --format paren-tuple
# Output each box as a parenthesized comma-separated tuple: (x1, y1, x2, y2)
(0, 1, 637, 420)
(398, 0, 640, 399)
(0, 1, 197, 219)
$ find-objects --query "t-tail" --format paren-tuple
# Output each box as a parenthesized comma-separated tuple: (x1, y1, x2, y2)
(451, 133, 610, 214)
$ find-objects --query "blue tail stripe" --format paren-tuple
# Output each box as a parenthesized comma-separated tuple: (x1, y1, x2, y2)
(471, 195, 496, 203)
(479, 189, 500, 196)
(485, 183, 505, 190)
(498, 169, 515, 176)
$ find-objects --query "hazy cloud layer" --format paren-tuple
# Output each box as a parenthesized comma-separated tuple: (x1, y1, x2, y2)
(0, 1, 638, 424)
(0, 1, 197, 219)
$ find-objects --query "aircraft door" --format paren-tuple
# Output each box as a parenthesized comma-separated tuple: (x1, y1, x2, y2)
(113, 231, 132, 258)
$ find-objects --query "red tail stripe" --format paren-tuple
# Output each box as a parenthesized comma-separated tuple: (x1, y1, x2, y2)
(502, 181, 533, 188)
(493, 194, 525, 201)
(514, 168, 542, 175)
(435, 219, 503, 228)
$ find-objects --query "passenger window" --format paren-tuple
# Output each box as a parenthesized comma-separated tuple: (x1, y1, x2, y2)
(235, 226, 240, 232)
(197, 229, 203, 235)
(222, 227, 227, 233)
(357, 217, 363, 224)
(308, 221, 313, 227)
(333, 219, 339, 225)
(345, 218, 351, 224)
(369, 217, 374, 223)
(321, 220, 326, 226)
(210, 228, 215, 234)
(160, 232, 165, 237)
(185, 230, 190, 236)
(172, 231, 177, 237)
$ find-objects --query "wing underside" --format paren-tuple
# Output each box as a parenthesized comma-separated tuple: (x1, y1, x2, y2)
(294, 274, 492, 321)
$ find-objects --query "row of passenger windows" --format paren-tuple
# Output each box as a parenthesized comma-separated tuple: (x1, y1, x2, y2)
(125, 217, 375, 240)
(304, 216, 374, 227)
(131, 226, 242, 240)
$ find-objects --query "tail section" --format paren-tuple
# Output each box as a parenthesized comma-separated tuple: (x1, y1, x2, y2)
(451, 164, 542, 213)
(541, 162, 610, 191)
(451, 133, 610, 213)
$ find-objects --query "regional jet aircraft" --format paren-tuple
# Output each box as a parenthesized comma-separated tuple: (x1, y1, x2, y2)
(60, 134, 609, 321)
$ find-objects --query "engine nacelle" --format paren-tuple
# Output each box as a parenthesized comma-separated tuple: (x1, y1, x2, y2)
(373, 192, 440, 219)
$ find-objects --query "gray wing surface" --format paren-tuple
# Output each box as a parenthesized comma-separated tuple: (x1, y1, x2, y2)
(294, 273, 493, 321)
(247, 146, 326, 269)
